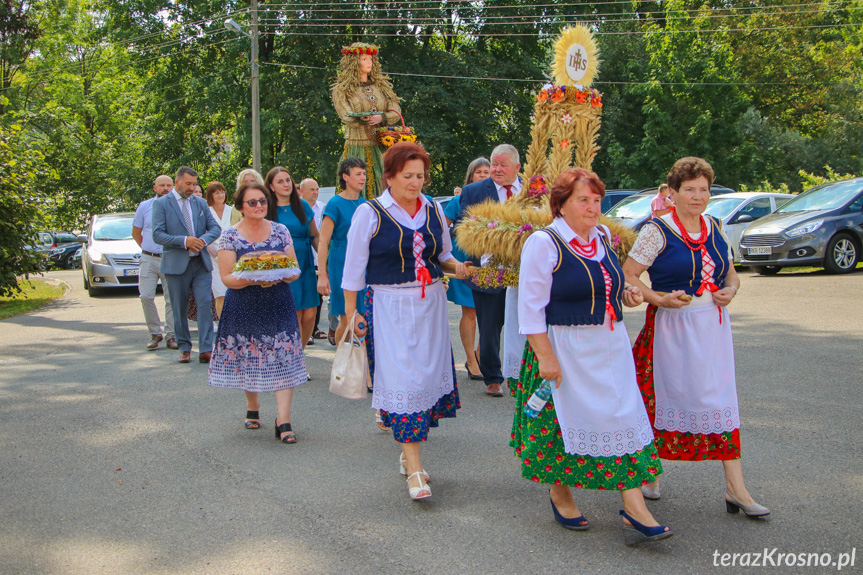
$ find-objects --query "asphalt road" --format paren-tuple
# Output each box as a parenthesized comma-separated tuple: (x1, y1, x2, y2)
(1, 268, 861, 574)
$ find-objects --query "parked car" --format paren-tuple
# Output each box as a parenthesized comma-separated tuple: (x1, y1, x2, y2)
(602, 189, 639, 214)
(434, 195, 455, 212)
(48, 241, 87, 269)
(606, 185, 737, 231)
(739, 177, 863, 274)
(81, 212, 143, 296)
(69, 246, 83, 269)
(29, 231, 78, 258)
(703, 193, 792, 263)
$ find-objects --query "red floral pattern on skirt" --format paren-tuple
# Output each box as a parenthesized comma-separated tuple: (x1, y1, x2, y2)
(633, 304, 741, 461)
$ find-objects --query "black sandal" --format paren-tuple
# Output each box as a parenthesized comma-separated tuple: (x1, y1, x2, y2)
(244, 410, 261, 430)
(313, 329, 327, 339)
(274, 421, 297, 444)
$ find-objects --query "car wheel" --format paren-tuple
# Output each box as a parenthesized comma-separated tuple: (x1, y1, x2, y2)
(824, 233, 859, 274)
(755, 265, 781, 276)
(62, 254, 74, 269)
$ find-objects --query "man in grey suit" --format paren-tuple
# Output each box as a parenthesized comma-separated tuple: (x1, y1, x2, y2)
(152, 166, 222, 364)
(456, 144, 523, 397)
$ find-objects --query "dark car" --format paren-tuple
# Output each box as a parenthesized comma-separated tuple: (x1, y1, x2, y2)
(48, 238, 86, 269)
(739, 177, 863, 274)
(606, 185, 736, 231)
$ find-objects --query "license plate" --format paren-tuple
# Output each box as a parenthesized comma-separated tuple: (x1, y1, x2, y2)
(123, 268, 139, 276)
(747, 246, 771, 255)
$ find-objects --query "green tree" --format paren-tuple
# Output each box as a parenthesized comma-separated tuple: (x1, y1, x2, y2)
(0, 98, 55, 295)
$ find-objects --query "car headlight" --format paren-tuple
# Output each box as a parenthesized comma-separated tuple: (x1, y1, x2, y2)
(786, 220, 823, 238)
(88, 248, 108, 265)
(49, 247, 65, 256)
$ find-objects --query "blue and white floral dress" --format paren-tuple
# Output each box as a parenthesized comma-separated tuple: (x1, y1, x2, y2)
(208, 223, 307, 392)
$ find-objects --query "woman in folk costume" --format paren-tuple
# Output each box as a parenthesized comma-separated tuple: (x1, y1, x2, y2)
(343, 142, 470, 501)
(622, 157, 769, 518)
(512, 168, 672, 545)
(331, 42, 402, 199)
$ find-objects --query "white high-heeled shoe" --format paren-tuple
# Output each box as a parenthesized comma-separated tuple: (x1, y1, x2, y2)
(407, 471, 431, 501)
(399, 454, 430, 482)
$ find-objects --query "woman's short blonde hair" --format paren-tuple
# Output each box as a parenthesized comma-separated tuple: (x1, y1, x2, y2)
(235, 169, 265, 193)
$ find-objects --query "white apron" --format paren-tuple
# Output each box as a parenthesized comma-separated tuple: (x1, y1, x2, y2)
(503, 287, 526, 380)
(549, 316, 654, 457)
(653, 300, 740, 434)
(371, 281, 454, 414)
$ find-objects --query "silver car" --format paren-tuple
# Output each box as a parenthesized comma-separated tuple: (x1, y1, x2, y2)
(82, 213, 143, 296)
(739, 178, 863, 274)
(703, 193, 792, 263)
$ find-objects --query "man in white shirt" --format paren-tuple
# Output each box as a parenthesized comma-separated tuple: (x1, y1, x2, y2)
(299, 178, 327, 341)
(132, 175, 177, 350)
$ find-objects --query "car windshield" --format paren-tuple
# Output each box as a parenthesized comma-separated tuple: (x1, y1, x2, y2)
(704, 197, 744, 220)
(606, 194, 653, 219)
(777, 181, 863, 213)
(55, 233, 78, 243)
(93, 218, 134, 240)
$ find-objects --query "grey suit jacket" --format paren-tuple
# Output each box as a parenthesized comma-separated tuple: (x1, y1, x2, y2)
(151, 193, 222, 275)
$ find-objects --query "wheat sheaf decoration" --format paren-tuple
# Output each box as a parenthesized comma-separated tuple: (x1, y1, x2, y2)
(457, 25, 620, 288)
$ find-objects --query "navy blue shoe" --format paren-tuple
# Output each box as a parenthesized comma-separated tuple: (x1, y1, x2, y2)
(619, 510, 673, 545)
(549, 493, 589, 531)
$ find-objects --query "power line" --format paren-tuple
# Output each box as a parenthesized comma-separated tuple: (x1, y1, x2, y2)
(254, 22, 862, 36)
(254, 5, 857, 25)
(260, 60, 847, 86)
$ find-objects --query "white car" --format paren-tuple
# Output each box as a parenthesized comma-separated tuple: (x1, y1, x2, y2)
(704, 193, 792, 263)
(81, 212, 142, 296)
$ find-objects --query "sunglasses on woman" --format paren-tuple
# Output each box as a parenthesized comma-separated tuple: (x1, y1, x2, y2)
(244, 198, 268, 207)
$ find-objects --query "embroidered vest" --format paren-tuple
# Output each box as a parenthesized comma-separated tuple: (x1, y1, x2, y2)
(544, 228, 624, 327)
(366, 199, 444, 285)
(647, 215, 730, 295)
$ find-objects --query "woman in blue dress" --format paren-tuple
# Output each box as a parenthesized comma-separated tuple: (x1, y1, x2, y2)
(445, 157, 491, 380)
(317, 157, 367, 344)
(266, 167, 319, 353)
(209, 183, 307, 443)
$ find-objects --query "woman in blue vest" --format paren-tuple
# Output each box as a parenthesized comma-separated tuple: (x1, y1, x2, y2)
(266, 167, 319, 361)
(513, 168, 671, 545)
(623, 157, 769, 517)
(343, 142, 471, 501)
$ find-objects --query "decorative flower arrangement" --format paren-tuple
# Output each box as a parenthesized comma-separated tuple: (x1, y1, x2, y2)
(470, 260, 520, 289)
(375, 110, 417, 148)
(535, 84, 602, 106)
(527, 176, 549, 199)
(560, 139, 570, 149)
(561, 113, 572, 125)
(341, 43, 379, 56)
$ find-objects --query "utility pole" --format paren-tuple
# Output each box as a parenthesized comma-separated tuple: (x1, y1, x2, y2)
(250, 0, 261, 174)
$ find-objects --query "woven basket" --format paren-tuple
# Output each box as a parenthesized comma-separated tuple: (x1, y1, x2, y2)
(375, 109, 417, 147)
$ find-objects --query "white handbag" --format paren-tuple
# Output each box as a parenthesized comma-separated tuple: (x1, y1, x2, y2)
(329, 312, 369, 400)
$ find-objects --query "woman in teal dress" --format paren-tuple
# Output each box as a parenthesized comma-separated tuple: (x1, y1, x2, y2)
(266, 167, 319, 351)
(444, 157, 490, 380)
(317, 157, 367, 344)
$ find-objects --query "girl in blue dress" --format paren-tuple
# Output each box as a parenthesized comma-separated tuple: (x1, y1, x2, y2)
(317, 157, 367, 344)
(266, 167, 319, 353)
(209, 183, 306, 443)
(445, 157, 491, 380)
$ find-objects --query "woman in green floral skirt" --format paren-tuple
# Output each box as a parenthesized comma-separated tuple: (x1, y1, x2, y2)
(512, 168, 672, 545)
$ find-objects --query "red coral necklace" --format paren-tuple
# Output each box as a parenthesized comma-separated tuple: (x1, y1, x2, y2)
(671, 206, 708, 251)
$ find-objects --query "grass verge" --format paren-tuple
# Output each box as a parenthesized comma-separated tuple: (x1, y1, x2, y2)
(0, 279, 66, 320)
